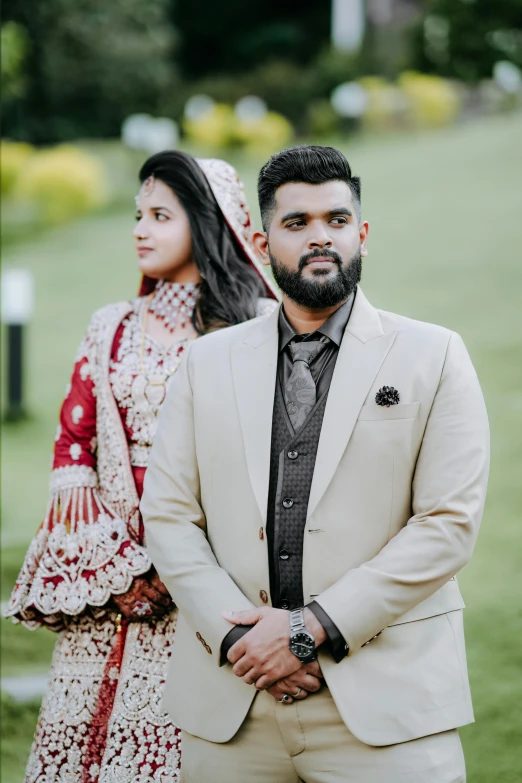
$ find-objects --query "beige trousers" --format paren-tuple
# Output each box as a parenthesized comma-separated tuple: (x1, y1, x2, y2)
(181, 686, 465, 783)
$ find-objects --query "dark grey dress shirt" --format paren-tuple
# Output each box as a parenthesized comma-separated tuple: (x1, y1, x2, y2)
(221, 291, 356, 665)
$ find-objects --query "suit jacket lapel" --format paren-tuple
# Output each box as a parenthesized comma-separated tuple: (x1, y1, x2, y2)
(231, 306, 280, 523)
(307, 289, 396, 520)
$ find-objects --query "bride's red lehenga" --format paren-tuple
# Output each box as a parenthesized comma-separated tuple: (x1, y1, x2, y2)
(6, 159, 278, 783)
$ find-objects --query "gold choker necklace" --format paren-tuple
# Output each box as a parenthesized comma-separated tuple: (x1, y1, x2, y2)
(148, 280, 201, 333)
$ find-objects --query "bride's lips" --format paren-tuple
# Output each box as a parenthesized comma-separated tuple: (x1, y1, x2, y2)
(137, 247, 154, 258)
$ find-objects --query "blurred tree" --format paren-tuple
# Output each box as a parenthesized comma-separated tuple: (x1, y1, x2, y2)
(411, 0, 522, 82)
(171, 0, 330, 77)
(2, 0, 177, 142)
(1, 22, 30, 101)
(361, 0, 423, 78)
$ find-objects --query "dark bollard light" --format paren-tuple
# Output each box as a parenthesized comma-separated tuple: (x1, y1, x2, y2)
(2, 269, 35, 421)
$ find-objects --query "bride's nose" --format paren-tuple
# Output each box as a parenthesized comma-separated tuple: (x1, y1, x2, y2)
(134, 218, 149, 240)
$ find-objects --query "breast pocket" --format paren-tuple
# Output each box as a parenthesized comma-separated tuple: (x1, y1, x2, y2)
(358, 401, 420, 421)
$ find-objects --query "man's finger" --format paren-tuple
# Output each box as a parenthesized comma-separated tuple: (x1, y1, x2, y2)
(254, 674, 274, 691)
(290, 688, 309, 700)
(266, 686, 299, 703)
(302, 675, 322, 693)
(232, 657, 255, 678)
(288, 674, 321, 693)
(304, 660, 323, 678)
(242, 668, 258, 685)
(227, 640, 246, 665)
(222, 609, 264, 625)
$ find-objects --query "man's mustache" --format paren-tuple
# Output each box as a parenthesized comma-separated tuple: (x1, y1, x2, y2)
(298, 248, 342, 272)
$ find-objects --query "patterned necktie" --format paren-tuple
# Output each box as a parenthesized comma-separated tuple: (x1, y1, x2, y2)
(284, 340, 328, 431)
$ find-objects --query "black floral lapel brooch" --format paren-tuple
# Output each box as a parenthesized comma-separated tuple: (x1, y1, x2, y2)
(375, 386, 400, 407)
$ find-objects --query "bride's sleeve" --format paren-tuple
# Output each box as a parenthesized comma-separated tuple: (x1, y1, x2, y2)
(5, 320, 151, 631)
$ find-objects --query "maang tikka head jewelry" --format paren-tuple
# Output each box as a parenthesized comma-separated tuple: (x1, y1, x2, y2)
(135, 175, 156, 208)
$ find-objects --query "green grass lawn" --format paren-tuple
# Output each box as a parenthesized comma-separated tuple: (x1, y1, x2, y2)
(2, 113, 522, 781)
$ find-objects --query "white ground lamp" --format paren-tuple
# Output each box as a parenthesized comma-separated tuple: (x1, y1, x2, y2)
(1, 268, 34, 420)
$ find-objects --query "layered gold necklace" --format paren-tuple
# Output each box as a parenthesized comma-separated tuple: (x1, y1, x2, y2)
(138, 282, 200, 407)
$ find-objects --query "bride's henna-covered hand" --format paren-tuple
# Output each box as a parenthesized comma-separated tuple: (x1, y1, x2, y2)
(112, 568, 173, 620)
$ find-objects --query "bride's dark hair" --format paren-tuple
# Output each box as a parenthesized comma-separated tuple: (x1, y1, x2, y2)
(139, 150, 264, 334)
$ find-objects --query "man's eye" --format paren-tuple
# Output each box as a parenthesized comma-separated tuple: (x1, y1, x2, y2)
(331, 217, 347, 225)
(287, 221, 305, 228)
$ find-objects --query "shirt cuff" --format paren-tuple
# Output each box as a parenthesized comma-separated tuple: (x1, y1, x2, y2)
(220, 625, 254, 666)
(308, 601, 348, 663)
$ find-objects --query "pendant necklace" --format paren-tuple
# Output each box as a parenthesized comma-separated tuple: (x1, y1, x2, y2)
(139, 283, 199, 407)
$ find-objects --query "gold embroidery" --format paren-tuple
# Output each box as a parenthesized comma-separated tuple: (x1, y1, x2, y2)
(109, 299, 192, 469)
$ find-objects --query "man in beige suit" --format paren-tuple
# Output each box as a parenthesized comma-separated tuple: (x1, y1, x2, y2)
(141, 146, 489, 782)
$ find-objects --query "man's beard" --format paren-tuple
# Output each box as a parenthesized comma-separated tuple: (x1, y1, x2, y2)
(269, 247, 362, 308)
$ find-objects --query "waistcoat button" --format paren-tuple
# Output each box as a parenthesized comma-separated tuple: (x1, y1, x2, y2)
(288, 450, 298, 460)
(259, 590, 268, 604)
(259, 527, 264, 540)
(282, 497, 294, 509)
(279, 549, 290, 560)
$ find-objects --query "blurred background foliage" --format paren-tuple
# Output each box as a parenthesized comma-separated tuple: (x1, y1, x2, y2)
(2, 0, 521, 235)
(411, 0, 522, 82)
(2, 0, 522, 143)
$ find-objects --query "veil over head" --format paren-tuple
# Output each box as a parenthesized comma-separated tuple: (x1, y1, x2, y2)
(138, 157, 279, 301)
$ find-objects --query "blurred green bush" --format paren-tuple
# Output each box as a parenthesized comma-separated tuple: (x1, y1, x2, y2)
(0, 140, 34, 195)
(399, 71, 461, 128)
(358, 72, 461, 132)
(7, 144, 107, 225)
(183, 104, 293, 151)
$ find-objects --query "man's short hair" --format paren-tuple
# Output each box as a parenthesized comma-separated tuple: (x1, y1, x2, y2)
(258, 145, 361, 231)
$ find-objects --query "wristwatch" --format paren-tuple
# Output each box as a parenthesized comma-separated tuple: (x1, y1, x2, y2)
(289, 608, 316, 663)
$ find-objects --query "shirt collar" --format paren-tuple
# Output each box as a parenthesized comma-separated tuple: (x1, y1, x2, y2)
(278, 289, 356, 351)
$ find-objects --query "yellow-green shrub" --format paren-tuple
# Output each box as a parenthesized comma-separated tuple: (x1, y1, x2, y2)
(183, 102, 293, 151)
(15, 145, 107, 225)
(358, 77, 405, 130)
(1, 140, 35, 195)
(307, 99, 341, 138)
(399, 72, 461, 128)
(234, 111, 293, 152)
(183, 103, 236, 148)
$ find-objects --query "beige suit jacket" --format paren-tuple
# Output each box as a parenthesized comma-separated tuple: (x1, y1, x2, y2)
(141, 289, 489, 746)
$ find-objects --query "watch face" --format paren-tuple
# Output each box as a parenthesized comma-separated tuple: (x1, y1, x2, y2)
(290, 632, 315, 659)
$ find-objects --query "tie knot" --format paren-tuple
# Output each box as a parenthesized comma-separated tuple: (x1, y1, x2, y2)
(288, 339, 326, 367)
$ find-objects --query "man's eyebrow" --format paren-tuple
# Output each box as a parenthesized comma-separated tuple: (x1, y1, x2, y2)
(326, 206, 352, 217)
(280, 210, 308, 223)
(280, 207, 353, 223)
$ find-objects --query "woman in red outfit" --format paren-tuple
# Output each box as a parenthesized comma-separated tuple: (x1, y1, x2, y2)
(6, 151, 279, 783)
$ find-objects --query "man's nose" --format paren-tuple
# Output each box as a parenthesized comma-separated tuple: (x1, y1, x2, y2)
(307, 222, 333, 248)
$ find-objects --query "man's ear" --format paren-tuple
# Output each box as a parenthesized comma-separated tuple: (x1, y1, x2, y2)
(253, 231, 270, 266)
(359, 221, 369, 258)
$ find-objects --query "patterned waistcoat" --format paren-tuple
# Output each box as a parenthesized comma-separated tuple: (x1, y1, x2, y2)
(266, 381, 330, 610)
